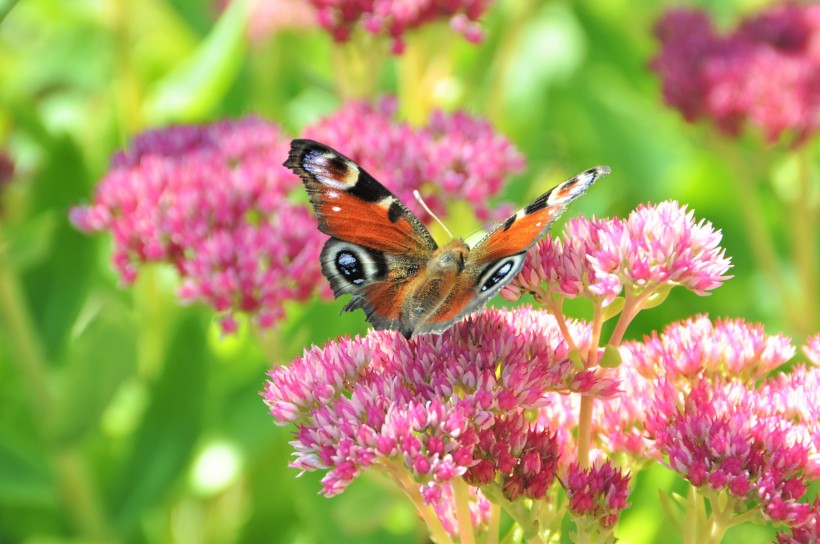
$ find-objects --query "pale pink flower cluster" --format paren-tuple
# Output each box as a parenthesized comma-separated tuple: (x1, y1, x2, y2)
(304, 97, 523, 223)
(503, 201, 732, 306)
(309, 0, 491, 53)
(651, 4, 820, 145)
(70, 117, 329, 331)
(263, 307, 617, 505)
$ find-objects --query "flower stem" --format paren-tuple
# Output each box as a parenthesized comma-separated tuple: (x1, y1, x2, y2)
(384, 463, 453, 544)
(486, 501, 501, 544)
(452, 478, 477, 544)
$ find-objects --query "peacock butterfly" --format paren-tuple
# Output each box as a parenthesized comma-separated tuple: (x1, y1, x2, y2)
(285, 139, 609, 338)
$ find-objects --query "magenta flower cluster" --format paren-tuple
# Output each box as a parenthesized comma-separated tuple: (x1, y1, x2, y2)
(648, 377, 816, 526)
(651, 4, 820, 145)
(565, 461, 631, 530)
(70, 117, 329, 332)
(502, 201, 732, 306)
(263, 308, 618, 504)
(71, 99, 522, 332)
(304, 97, 524, 223)
(309, 0, 491, 52)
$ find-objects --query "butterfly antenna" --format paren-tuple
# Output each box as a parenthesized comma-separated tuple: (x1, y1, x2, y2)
(413, 190, 453, 239)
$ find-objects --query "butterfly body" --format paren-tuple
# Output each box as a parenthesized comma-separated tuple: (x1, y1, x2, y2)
(286, 139, 609, 338)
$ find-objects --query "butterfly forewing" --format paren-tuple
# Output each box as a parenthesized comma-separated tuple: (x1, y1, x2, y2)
(285, 139, 438, 255)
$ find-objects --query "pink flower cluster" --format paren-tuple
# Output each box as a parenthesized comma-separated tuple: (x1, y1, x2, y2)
(71, 99, 522, 332)
(502, 201, 732, 306)
(651, 4, 820, 145)
(648, 378, 816, 526)
(626, 315, 794, 382)
(621, 317, 820, 529)
(309, 0, 491, 53)
(70, 117, 329, 331)
(565, 461, 631, 530)
(304, 97, 524, 224)
(263, 307, 618, 501)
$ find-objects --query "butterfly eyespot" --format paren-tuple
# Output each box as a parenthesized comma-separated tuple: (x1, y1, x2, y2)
(336, 251, 365, 285)
(481, 260, 515, 292)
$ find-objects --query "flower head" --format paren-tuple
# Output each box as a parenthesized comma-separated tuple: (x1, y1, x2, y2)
(648, 377, 816, 526)
(565, 460, 631, 530)
(625, 315, 795, 382)
(70, 117, 330, 331)
(503, 201, 732, 306)
(304, 97, 523, 224)
(263, 307, 617, 497)
(309, 0, 492, 53)
(651, 5, 820, 145)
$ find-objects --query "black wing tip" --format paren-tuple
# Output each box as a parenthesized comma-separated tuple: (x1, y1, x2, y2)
(585, 165, 612, 179)
(283, 138, 330, 170)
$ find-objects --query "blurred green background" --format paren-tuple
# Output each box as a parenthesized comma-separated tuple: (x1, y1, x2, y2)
(0, 0, 813, 542)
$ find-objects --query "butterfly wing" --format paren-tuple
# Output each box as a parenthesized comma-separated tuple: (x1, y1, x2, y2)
(413, 166, 611, 336)
(285, 139, 437, 336)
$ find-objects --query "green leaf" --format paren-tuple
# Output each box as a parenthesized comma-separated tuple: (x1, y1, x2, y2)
(602, 296, 625, 321)
(51, 301, 138, 444)
(0, 434, 53, 504)
(569, 348, 584, 371)
(108, 314, 207, 534)
(641, 287, 672, 311)
(598, 344, 622, 368)
(22, 135, 96, 360)
(144, 0, 248, 123)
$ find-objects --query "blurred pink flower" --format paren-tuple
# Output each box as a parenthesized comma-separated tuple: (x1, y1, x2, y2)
(565, 460, 631, 530)
(804, 334, 820, 366)
(70, 117, 330, 332)
(502, 201, 732, 306)
(216, 0, 316, 42)
(262, 307, 617, 497)
(309, 0, 492, 53)
(651, 4, 820, 145)
(304, 97, 523, 224)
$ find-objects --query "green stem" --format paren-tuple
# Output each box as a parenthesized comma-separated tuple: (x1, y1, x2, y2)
(788, 149, 819, 336)
(452, 478, 477, 544)
(0, 230, 112, 540)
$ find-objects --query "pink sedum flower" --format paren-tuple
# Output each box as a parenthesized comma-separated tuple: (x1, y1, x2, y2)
(804, 334, 820, 366)
(565, 460, 631, 530)
(625, 315, 795, 382)
(648, 377, 816, 527)
(262, 307, 618, 497)
(70, 117, 330, 332)
(651, 5, 820, 145)
(309, 0, 492, 53)
(503, 201, 732, 307)
(304, 97, 523, 224)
